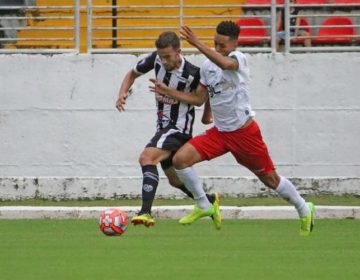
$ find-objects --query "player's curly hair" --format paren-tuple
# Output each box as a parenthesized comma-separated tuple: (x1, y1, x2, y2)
(216, 21, 240, 40)
(155, 31, 180, 49)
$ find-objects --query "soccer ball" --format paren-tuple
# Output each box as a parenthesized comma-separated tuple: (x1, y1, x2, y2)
(99, 208, 129, 236)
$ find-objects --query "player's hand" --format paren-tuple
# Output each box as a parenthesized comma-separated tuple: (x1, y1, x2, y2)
(116, 92, 128, 112)
(180, 26, 199, 46)
(149, 78, 169, 96)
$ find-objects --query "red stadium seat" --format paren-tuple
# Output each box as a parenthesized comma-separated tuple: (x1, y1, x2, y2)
(245, 0, 270, 4)
(296, 0, 327, 4)
(236, 18, 268, 45)
(312, 17, 356, 44)
(332, 0, 360, 3)
(244, 0, 284, 5)
(291, 18, 311, 44)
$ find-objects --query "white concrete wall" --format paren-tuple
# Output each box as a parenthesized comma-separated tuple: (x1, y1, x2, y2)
(0, 53, 359, 199)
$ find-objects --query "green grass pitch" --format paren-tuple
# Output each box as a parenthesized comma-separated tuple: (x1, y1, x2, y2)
(1, 219, 360, 280)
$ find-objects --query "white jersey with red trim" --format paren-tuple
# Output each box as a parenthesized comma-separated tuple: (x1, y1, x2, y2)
(200, 50, 255, 132)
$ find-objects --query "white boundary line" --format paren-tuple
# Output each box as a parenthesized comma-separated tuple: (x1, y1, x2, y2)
(1, 206, 359, 219)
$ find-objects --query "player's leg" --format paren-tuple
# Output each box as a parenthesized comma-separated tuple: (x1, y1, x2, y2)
(276, 31, 285, 51)
(257, 171, 308, 215)
(173, 128, 225, 229)
(257, 171, 314, 236)
(161, 158, 216, 204)
(230, 120, 314, 235)
(133, 126, 194, 227)
(131, 147, 172, 227)
(299, 30, 311, 47)
(173, 143, 210, 210)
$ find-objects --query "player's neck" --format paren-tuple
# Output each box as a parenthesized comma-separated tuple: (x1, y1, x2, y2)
(175, 56, 183, 69)
(225, 48, 236, 56)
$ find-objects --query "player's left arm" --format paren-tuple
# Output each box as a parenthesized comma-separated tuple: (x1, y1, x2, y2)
(180, 26, 239, 71)
(149, 79, 208, 106)
(202, 47, 239, 71)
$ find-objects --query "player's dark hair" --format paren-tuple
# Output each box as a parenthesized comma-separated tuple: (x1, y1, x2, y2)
(216, 21, 240, 40)
(155, 31, 180, 49)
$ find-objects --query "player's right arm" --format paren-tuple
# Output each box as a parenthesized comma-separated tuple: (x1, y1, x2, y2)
(116, 51, 157, 112)
(149, 79, 208, 106)
(116, 69, 141, 112)
(201, 98, 213, 124)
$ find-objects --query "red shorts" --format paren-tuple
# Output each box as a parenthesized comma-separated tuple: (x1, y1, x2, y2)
(188, 120, 275, 176)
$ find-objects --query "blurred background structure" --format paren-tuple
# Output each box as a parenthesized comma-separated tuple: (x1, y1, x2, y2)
(0, 0, 359, 53)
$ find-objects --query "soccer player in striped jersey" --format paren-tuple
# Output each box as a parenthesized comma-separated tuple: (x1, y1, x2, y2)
(116, 31, 220, 228)
(150, 22, 315, 236)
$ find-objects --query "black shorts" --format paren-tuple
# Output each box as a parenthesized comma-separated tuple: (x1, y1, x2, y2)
(146, 125, 192, 170)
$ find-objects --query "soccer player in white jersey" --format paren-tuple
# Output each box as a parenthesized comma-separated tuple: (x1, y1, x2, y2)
(116, 31, 221, 228)
(149, 22, 315, 236)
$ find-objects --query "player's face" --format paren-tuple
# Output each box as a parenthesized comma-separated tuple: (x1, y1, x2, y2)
(214, 33, 238, 56)
(157, 46, 181, 71)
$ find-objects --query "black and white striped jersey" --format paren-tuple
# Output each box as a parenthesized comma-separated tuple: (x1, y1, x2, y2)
(133, 51, 200, 136)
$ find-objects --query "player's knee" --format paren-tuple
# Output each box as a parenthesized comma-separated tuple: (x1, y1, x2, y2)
(265, 179, 278, 189)
(258, 172, 280, 190)
(138, 152, 150, 166)
(172, 153, 187, 170)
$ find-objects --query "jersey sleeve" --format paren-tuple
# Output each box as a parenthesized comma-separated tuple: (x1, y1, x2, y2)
(229, 51, 248, 72)
(133, 51, 157, 74)
(189, 68, 201, 92)
(199, 62, 207, 86)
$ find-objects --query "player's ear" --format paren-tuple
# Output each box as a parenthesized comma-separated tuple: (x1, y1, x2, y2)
(230, 38, 238, 48)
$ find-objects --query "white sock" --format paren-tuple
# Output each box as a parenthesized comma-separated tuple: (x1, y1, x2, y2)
(275, 176, 310, 217)
(175, 167, 211, 210)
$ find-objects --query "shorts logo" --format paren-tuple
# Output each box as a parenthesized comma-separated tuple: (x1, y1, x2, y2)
(143, 184, 154, 192)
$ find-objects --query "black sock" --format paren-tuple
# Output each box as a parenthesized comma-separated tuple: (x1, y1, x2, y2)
(139, 165, 159, 215)
(176, 184, 194, 198)
(206, 193, 216, 204)
(177, 184, 215, 204)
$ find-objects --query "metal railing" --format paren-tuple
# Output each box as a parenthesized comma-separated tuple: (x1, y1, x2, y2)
(0, 0, 80, 54)
(87, 0, 360, 53)
(0, 0, 359, 54)
(87, 0, 257, 53)
(283, 2, 360, 52)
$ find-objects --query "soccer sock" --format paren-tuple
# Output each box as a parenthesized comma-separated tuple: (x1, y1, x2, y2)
(139, 165, 159, 215)
(175, 167, 211, 210)
(177, 184, 194, 198)
(206, 193, 216, 204)
(177, 184, 216, 204)
(275, 176, 310, 217)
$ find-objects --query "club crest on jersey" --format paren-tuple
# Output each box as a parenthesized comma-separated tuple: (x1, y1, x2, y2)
(207, 78, 236, 98)
(155, 93, 178, 105)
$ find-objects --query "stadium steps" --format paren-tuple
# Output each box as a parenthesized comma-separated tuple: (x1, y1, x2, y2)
(4, 0, 244, 52)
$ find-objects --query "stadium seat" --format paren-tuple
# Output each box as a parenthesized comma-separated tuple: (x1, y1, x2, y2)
(312, 17, 356, 44)
(296, 0, 327, 4)
(236, 18, 268, 45)
(291, 18, 311, 44)
(332, 0, 360, 3)
(4, 0, 243, 51)
(244, 0, 284, 5)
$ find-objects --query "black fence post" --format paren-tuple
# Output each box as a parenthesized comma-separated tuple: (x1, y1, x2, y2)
(112, 0, 117, 48)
